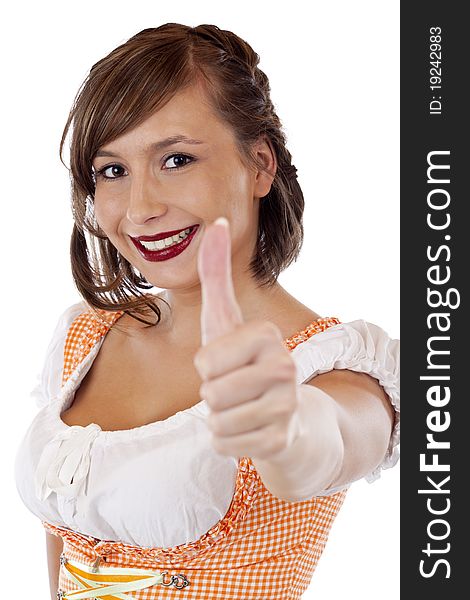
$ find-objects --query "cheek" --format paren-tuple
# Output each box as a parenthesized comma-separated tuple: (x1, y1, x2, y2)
(189, 155, 253, 208)
(178, 175, 221, 218)
(93, 197, 118, 235)
(223, 169, 255, 220)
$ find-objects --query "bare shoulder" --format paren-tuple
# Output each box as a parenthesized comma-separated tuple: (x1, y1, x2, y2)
(264, 289, 323, 340)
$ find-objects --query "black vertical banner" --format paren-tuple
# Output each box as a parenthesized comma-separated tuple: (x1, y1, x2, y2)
(401, 3, 467, 597)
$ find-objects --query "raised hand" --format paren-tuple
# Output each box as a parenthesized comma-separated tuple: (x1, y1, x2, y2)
(193, 217, 302, 461)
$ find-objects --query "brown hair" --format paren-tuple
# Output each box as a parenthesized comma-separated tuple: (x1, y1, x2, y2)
(61, 23, 305, 326)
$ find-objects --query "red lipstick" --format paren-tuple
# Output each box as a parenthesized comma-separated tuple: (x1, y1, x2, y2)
(134, 226, 193, 242)
(130, 225, 199, 262)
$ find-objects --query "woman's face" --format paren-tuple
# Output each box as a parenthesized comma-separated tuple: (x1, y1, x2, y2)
(92, 83, 273, 292)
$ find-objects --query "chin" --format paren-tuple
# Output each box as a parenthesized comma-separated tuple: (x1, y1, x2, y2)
(139, 269, 199, 292)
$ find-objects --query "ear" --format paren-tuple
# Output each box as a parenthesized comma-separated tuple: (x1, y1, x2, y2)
(252, 135, 277, 199)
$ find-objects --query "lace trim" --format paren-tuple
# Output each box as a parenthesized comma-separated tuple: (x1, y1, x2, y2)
(61, 309, 124, 385)
(44, 456, 262, 562)
(282, 317, 341, 350)
(46, 311, 341, 561)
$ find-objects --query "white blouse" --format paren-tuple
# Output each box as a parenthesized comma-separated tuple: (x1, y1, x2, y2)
(14, 302, 400, 549)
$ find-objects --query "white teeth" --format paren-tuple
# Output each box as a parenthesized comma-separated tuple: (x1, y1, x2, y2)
(139, 227, 193, 251)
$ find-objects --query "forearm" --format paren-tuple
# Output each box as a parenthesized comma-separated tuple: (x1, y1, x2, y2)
(252, 372, 394, 502)
(46, 531, 63, 600)
(252, 385, 345, 502)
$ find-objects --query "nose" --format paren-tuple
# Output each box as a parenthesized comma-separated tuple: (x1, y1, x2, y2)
(126, 168, 167, 226)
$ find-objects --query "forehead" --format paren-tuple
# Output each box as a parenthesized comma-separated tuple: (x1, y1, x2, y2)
(98, 83, 237, 155)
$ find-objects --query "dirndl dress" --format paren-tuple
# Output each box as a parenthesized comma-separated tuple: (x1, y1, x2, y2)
(45, 310, 348, 599)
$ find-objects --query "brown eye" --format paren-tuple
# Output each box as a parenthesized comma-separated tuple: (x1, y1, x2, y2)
(163, 154, 193, 170)
(95, 164, 127, 181)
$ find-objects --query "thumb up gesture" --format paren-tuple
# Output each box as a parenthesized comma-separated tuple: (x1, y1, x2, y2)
(193, 217, 302, 461)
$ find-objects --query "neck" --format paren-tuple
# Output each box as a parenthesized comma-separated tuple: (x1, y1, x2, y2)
(155, 270, 289, 344)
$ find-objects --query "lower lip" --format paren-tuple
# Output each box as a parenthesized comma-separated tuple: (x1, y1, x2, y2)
(130, 226, 199, 262)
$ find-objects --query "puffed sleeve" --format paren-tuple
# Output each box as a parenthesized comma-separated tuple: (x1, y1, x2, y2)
(290, 319, 400, 484)
(31, 302, 87, 408)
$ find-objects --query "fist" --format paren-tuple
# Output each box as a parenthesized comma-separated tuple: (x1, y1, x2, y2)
(193, 217, 301, 461)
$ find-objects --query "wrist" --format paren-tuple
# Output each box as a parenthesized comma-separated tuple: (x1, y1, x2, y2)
(253, 385, 345, 501)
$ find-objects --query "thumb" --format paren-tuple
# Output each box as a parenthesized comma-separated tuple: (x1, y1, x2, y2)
(197, 217, 244, 346)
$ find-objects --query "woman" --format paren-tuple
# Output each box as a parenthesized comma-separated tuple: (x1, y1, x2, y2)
(15, 23, 400, 599)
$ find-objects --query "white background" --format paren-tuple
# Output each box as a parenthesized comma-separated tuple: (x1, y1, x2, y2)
(2, 1, 399, 598)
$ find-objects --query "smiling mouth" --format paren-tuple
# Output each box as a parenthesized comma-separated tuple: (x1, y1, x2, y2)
(129, 225, 199, 262)
(137, 226, 195, 250)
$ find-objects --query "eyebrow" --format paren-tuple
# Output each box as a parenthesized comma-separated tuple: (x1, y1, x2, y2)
(94, 135, 205, 158)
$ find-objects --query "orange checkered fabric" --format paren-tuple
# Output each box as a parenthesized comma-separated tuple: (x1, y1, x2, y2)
(44, 308, 347, 599)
